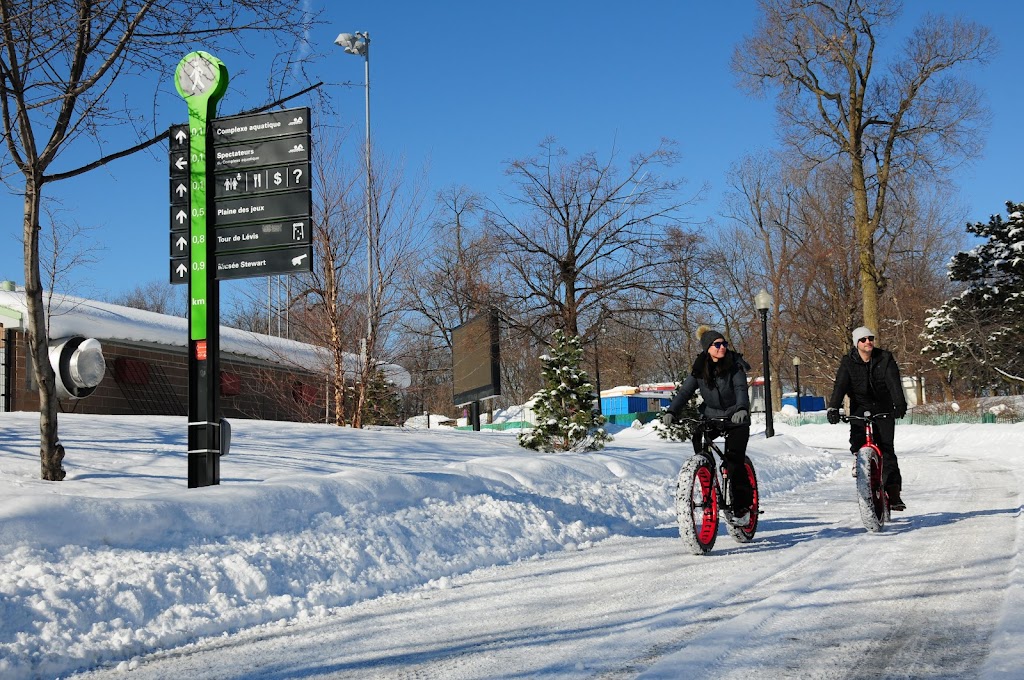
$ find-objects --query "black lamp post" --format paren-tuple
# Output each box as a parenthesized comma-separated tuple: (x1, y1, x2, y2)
(792, 356, 801, 414)
(594, 324, 606, 414)
(754, 288, 775, 438)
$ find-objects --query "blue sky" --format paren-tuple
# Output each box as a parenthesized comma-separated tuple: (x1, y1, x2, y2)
(1, 1, 1020, 300)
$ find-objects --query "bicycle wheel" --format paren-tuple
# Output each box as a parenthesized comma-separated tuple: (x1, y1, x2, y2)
(726, 456, 759, 543)
(676, 454, 719, 555)
(855, 447, 886, 532)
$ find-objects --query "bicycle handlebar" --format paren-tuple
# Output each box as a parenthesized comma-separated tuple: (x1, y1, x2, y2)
(839, 411, 892, 424)
(678, 416, 733, 426)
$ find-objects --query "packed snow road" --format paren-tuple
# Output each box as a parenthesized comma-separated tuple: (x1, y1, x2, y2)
(73, 425, 1023, 679)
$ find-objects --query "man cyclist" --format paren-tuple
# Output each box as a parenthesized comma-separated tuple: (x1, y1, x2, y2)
(827, 326, 908, 510)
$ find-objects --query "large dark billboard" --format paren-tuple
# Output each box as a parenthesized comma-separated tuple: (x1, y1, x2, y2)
(452, 311, 500, 406)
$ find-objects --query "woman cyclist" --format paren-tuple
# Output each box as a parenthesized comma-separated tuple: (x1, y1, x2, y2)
(662, 326, 753, 523)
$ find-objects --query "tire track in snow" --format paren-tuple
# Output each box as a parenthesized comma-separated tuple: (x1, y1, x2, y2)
(630, 444, 1016, 679)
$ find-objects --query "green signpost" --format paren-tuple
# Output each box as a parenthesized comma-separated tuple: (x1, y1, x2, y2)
(175, 51, 228, 488)
(170, 53, 313, 486)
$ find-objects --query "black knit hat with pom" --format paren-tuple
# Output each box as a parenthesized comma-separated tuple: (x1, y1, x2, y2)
(698, 326, 726, 352)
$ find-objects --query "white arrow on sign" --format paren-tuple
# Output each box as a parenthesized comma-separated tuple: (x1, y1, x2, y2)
(175, 236, 188, 251)
(175, 209, 188, 224)
(175, 183, 187, 197)
(175, 129, 188, 144)
(174, 157, 187, 171)
(176, 263, 188, 277)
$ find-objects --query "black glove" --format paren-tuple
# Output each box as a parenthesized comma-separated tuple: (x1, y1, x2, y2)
(731, 409, 749, 425)
(827, 408, 840, 425)
(894, 406, 907, 419)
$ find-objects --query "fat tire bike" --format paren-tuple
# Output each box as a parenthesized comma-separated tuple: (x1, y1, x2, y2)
(674, 417, 760, 555)
(840, 411, 892, 532)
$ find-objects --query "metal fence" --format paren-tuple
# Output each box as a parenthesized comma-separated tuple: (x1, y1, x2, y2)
(776, 411, 1021, 426)
(456, 408, 1021, 432)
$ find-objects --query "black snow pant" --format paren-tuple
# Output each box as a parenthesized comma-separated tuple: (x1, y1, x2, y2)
(849, 416, 901, 491)
(693, 424, 753, 509)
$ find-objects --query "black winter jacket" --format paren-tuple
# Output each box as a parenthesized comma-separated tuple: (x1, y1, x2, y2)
(828, 347, 907, 416)
(667, 350, 751, 422)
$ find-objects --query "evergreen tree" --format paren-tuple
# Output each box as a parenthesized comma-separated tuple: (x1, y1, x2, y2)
(656, 379, 701, 443)
(923, 201, 1024, 387)
(518, 330, 612, 452)
(362, 369, 404, 426)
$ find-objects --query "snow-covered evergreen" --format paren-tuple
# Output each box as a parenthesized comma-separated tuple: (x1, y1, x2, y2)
(923, 201, 1024, 386)
(518, 330, 612, 452)
(656, 373, 701, 442)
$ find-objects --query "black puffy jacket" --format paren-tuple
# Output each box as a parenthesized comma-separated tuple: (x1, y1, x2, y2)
(667, 350, 751, 421)
(828, 347, 907, 416)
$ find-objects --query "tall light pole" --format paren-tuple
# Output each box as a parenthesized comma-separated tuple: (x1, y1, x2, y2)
(335, 31, 373, 368)
(792, 355, 801, 414)
(754, 288, 775, 438)
(594, 323, 607, 415)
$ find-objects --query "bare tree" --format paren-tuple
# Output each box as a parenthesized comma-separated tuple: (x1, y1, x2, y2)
(359, 153, 430, 428)
(733, 0, 995, 334)
(399, 185, 503, 416)
(0, 0, 319, 479)
(405, 185, 498, 348)
(288, 126, 365, 426)
(108, 280, 186, 317)
(715, 151, 819, 409)
(486, 137, 702, 345)
(645, 228, 706, 379)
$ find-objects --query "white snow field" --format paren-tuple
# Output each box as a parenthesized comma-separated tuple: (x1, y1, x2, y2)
(0, 412, 1021, 678)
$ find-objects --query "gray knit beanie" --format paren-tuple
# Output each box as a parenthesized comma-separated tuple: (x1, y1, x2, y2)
(852, 326, 875, 346)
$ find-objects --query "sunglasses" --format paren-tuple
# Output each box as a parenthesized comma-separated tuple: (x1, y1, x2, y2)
(858, 336, 875, 344)
(711, 341, 729, 349)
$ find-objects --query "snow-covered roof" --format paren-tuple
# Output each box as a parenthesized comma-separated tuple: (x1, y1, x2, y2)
(0, 288, 410, 388)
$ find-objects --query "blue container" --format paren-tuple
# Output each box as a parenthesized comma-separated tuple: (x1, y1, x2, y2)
(601, 395, 671, 415)
(781, 395, 826, 412)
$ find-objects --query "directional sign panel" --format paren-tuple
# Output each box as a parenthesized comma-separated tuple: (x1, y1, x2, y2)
(202, 107, 314, 281)
(211, 135, 309, 172)
(170, 258, 189, 285)
(211, 107, 309, 145)
(169, 149, 190, 177)
(169, 123, 191, 284)
(170, 124, 190, 151)
(214, 192, 310, 227)
(170, 232, 191, 258)
(213, 162, 309, 200)
(216, 245, 313, 280)
(170, 178, 190, 205)
(214, 218, 311, 253)
(170, 205, 190, 232)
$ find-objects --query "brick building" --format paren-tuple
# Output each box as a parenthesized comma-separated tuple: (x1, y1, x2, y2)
(1, 287, 409, 421)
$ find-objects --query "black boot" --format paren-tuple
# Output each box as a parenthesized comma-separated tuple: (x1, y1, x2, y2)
(887, 485, 906, 511)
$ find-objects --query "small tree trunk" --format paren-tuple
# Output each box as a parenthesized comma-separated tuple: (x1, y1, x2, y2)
(23, 177, 65, 481)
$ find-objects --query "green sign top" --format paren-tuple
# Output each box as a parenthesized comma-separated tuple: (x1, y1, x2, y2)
(175, 51, 228, 103)
(175, 52, 228, 341)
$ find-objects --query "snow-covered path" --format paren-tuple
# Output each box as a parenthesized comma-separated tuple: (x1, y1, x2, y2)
(68, 425, 1023, 679)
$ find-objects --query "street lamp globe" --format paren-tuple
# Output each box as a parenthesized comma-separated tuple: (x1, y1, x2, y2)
(335, 32, 369, 56)
(754, 287, 772, 312)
